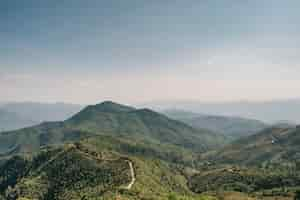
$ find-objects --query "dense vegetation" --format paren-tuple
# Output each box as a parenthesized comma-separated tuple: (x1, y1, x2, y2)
(0, 101, 300, 199)
(189, 166, 300, 193)
(187, 126, 300, 200)
(0, 142, 218, 200)
(0, 145, 131, 200)
(0, 101, 227, 157)
(164, 110, 266, 140)
(202, 126, 300, 166)
(66, 102, 227, 152)
(0, 131, 299, 199)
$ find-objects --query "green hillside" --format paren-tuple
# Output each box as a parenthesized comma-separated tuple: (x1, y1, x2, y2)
(0, 141, 216, 200)
(67, 102, 226, 152)
(0, 133, 297, 200)
(0, 121, 93, 156)
(202, 125, 300, 166)
(0, 101, 226, 157)
(185, 125, 300, 199)
(164, 110, 266, 140)
(189, 165, 300, 194)
(1, 101, 299, 200)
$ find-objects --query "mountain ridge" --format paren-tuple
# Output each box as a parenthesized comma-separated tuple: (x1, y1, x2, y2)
(0, 109, 37, 132)
(201, 125, 300, 167)
(0, 101, 227, 158)
(164, 109, 266, 140)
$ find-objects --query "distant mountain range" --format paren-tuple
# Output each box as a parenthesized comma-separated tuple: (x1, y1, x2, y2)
(1, 102, 83, 122)
(164, 109, 266, 140)
(0, 109, 36, 132)
(0, 102, 83, 131)
(144, 99, 300, 123)
(3, 99, 300, 132)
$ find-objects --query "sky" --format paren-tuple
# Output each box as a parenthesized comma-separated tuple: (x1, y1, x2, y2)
(1, 0, 300, 105)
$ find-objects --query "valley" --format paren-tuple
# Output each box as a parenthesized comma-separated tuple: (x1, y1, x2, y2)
(2, 1, 299, 199)
(0, 101, 299, 200)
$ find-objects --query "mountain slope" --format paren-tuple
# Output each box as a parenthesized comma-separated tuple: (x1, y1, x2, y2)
(164, 110, 266, 140)
(0, 101, 226, 158)
(66, 102, 227, 152)
(203, 125, 300, 166)
(0, 121, 94, 156)
(0, 142, 207, 200)
(0, 145, 132, 200)
(189, 165, 300, 197)
(187, 125, 300, 199)
(1, 136, 297, 200)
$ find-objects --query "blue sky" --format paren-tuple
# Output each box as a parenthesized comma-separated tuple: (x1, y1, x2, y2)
(1, 0, 300, 104)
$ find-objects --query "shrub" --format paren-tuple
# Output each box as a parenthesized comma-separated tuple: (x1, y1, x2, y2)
(295, 190, 300, 200)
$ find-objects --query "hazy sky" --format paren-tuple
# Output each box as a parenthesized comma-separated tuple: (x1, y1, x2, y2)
(1, 0, 300, 104)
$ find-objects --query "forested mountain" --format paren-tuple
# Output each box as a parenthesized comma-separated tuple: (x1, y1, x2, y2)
(0, 142, 199, 200)
(164, 110, 266, 140)
(0, 101, 226, 157)
(203, 125, 300, 166)
(185, 125, 300, 199)
(0, 102, 299, 200)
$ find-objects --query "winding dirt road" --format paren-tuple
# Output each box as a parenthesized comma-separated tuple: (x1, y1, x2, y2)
(124, 160, 136, 190)
(73, 145, 136, 190)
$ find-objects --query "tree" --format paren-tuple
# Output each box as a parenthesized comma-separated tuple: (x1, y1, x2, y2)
(295, 190, 300, 200)
(168, 193, 178, 200)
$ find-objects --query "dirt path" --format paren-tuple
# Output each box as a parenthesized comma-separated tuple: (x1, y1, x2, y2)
(124, 160, 136, 190)
(71, 145, 136, 190)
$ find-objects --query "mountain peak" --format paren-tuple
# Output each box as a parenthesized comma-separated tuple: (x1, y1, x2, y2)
(67, 101, 135, 122)
(98, 100, 119, 106)
(93, 101, 135, 112)
(135, 108, 158, 114)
